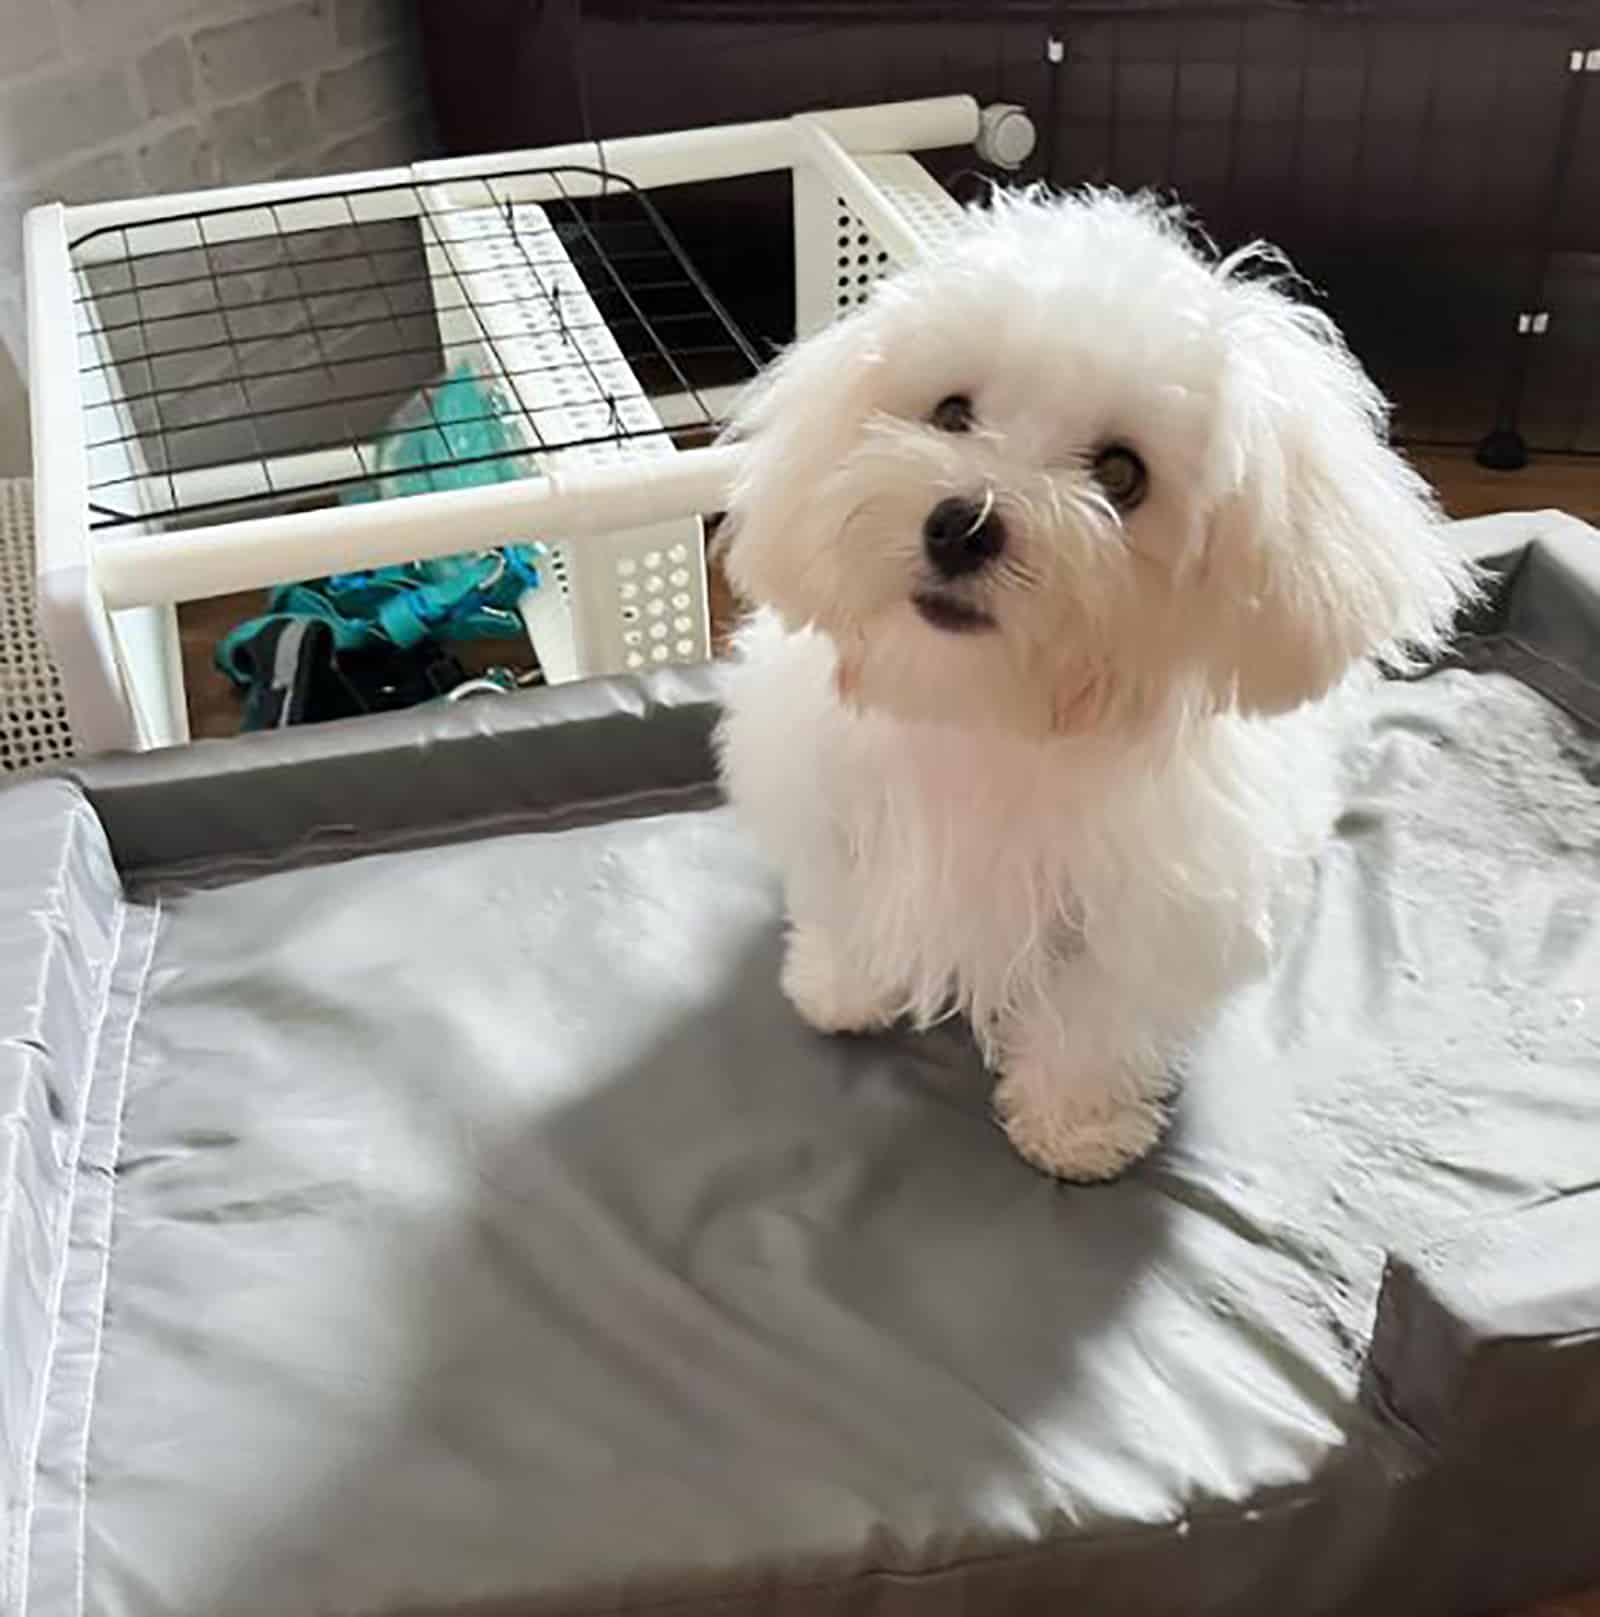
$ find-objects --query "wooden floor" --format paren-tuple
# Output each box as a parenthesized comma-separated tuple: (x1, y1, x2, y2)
(1408, 445, 1600, 526)
(176, 445, 1600, 743)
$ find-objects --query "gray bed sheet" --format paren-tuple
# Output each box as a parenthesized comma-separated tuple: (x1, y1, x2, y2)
(3, 510, 1599, 1617)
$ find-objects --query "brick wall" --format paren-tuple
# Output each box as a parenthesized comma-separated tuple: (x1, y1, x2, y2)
(0, 0, 433, 474)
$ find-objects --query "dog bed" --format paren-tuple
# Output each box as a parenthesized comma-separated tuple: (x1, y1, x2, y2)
(4, 510, 1599, 1617)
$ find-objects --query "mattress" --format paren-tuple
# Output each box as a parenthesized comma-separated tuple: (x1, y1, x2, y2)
(3, 509, 1599, 1617)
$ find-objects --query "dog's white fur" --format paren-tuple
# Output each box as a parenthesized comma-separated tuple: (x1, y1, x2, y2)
(716, 190, 1471, 1181)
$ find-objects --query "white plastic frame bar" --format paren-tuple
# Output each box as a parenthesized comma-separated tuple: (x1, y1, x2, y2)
(95, 446, 742, 608)
(790, 117, 929, 267)
(53, 97, 979, 614)
(64, 97, 978, 239)
(27, 204, 137, 753)
(412, 96, 979, 191)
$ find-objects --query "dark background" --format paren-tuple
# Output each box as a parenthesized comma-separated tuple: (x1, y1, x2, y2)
(421, 0, 1600, 460)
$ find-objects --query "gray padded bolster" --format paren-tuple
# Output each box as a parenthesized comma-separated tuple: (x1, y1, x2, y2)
(0, 780, 121, 1617)
(63, 664, 723, 890)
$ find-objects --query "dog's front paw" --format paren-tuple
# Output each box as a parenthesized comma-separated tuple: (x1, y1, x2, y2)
(993, 1071, 1168, 1183)
(781, 924, 897, 1035)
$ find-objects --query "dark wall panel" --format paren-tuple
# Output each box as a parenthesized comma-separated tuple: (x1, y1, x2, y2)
(423, 1, 1600, 454)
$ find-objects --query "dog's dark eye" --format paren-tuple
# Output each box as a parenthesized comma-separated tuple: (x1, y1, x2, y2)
(930, 393, 974, 433)
(1093, 444, 1148, 511)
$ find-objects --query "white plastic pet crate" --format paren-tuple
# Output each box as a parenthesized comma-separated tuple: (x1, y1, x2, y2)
(26, 96, 1032, 754)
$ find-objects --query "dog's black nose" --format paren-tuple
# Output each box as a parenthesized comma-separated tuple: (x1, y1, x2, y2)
(923, 495, 1005, 578)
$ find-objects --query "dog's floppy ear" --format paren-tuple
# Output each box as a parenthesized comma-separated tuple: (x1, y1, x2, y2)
(716, 312, 881, 624)
(1198, 280, 1471, 715)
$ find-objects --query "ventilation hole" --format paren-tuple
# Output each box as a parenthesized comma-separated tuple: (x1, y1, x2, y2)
(877, 252, 889, 264)
(857, 275, 869, 285)
(857, 234, 869, 247)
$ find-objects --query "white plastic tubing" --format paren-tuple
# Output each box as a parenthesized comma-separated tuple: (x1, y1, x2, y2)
(27, 205, 137, 750)
(72, 96, 979, 609)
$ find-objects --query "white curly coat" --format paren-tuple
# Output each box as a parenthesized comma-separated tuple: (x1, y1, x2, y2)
(716, 191, 1471, 1181)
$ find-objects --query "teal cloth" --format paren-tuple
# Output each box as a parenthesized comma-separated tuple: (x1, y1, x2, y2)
(218, 368, 544, 684)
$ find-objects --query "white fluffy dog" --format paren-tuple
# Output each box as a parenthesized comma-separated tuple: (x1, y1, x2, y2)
(716, 190, 1470, 1182)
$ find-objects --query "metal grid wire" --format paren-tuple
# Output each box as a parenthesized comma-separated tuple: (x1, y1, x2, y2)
(70, 166, 764, 534)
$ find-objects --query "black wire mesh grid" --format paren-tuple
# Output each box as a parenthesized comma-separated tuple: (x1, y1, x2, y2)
(70, 166, 765, 534)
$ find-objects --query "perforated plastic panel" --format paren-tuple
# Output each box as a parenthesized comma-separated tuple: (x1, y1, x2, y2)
(794, 154, 966, 337)
(831, 202, 896, 314)
(407, 193, 711, 686)
(0, 480, 76, 770)
(518, 524, 709, 685)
